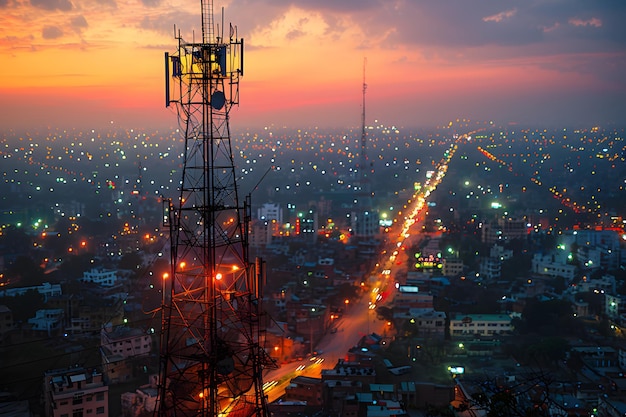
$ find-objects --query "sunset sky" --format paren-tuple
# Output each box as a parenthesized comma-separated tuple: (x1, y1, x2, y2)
(1, 0, 624, 130)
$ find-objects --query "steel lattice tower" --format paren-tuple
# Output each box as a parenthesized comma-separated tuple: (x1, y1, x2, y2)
(156, 2, 270, 416)
(354, 58, 378, 240)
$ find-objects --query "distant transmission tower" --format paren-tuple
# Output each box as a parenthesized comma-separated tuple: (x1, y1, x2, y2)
(157, 1, 271, 416)
(354, 58, 378, 241)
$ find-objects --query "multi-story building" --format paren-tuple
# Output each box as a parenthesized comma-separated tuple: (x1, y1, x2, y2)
(449, 313, 513, 338)
(101, 325, 152, 358)
(28, 309, 64, 336)
(120, 375, 159, 417)
(394, 308, 446, 339)
(605, 294, 624, 321)
(249, 219, 278, 248)
(490, 244, 513, 261)
(258, 202, 283, 224)
(564, 229, 622, 270)
(295, 208, 318, 243)
(578, 273, 616, 294)
(442, 258, 464, 278)
(480, 217, 528, 244)
(43, 367, 109, 417)
(286, 301, 329, 350)
(531, 254, 577, 281)
(321, 364, 376, 385)
(0, 282, 62, 302)
(81, 268, 118, 287)
(479, 257, 501, 281)
(391, 285, 434, 311)
(497, 217, 528, 240)
(284, 375, 323, 406)
(100, 325, 153, 383)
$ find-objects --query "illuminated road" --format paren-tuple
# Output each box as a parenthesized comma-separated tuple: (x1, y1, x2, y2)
(263, 133, 474, 402)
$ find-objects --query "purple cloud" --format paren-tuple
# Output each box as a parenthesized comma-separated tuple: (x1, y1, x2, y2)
(42, 25, 64, 39)
(31, 0, 72, 11)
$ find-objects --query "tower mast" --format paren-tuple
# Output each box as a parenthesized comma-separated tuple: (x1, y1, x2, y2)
(157, 1, 270, 416)
(360, 57, 368, 181)
(354, 58, 378, 242)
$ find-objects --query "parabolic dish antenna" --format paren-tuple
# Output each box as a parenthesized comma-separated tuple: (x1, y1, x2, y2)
(211, 91, 226, 110)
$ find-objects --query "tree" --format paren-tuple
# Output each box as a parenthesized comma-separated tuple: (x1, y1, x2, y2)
(516, 298, 578, 337)
(526, 337, 570, 368)
(375, 305, 394, 323)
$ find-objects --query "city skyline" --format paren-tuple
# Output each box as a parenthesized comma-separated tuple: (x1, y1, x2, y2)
(1, 0, 625, 131)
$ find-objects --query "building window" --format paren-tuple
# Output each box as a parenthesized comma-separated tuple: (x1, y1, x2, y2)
(73, 408, 84, 417)
(95, 393, 105, 402)
(73, 394, 84, 405)
(96, 407, 105, 414)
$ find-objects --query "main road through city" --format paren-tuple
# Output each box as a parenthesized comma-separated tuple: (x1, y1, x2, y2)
(262, 134, 471, 403)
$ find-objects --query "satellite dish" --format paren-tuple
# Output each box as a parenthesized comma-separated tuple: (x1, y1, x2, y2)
(211, 91, 226, 110)
(216, 356, 235, 375)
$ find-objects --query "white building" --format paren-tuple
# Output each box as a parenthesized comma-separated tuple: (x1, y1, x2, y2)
(258, 202, 283, 224)
(0, 282, 61, 302)
(449, 314, 513, 338)
(28, 309, 64, 336)
(479, 257, 501, 281)
(490, 244, 513, 260)
(531, 254, 577, 280)
(563, 229, 622, 270)
(578, 273, 616, 294)
(81, 268, 118, 287)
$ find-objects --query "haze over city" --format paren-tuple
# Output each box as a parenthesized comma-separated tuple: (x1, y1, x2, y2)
(1, 0, 625, 130)
(2, 1, 626, 417)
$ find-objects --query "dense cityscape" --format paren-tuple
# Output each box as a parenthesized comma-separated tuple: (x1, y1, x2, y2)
(1, 120, 626, 417)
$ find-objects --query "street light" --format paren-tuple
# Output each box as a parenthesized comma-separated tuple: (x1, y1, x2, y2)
(161, 272, 169, 307)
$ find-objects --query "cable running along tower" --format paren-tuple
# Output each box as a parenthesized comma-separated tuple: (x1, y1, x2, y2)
(158, 1, 270, 416)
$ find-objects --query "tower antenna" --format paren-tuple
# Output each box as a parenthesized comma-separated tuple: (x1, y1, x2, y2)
(158, 1, 271, 416)
(360, 57, 368, 178)
(353, 57, 378, 245)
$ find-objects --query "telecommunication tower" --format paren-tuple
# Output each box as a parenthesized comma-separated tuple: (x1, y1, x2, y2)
(157, 1, 271, 416)
(353, 58, 378, 240)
